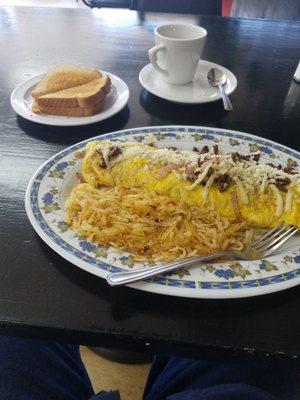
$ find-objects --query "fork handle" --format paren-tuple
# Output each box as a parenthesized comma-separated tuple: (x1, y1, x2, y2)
(106, 252, 226, 286)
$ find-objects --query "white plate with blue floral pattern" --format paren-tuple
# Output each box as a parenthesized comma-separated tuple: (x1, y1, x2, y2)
(25, 126, 300, 299)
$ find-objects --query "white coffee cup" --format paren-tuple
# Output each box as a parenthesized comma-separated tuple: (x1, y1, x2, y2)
(148, 24, 207, 85)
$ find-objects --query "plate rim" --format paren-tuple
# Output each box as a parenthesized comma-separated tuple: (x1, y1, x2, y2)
(25, 125, 300, 299)
(10, 71, 130, 126)
(139, 61, 238, 104)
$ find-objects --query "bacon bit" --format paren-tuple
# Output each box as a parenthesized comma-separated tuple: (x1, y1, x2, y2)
(96, 149, 107, 168)
(213, 145, 219, 155)
(267, 163, 282, 170)
(193, 147, 199, 152)
(283, 166, 297, 175)
(231, 152, 260, 162)
(207, 167, 214, 178)
(231, 152, 250, 162)
(108, 146, 122, 159)
(275, 177, 291, 192)
(231, 191, 242, 220)
(214, 174, 232, 192)
(185, 164, 196, 181)
(167, 146, 178, 151)
(200, 145, 209, 154)
(198, 158, 204, 167)
(74, 150, 86, 159)
(157, 164, 177, 179)
(76, 172, 85, 183)
(200, 167, 214, 186)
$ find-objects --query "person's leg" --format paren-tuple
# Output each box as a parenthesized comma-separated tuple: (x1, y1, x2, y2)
(143, 355, 300, 400)
(0, 334, 94, 400)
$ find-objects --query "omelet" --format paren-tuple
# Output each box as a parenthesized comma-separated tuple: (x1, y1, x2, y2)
(82, 140, 300, 229)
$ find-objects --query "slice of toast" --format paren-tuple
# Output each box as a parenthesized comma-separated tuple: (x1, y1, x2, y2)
(32, 99, 105, 117)
(31, 65, 102, 99)
(35, 75, 111, 108)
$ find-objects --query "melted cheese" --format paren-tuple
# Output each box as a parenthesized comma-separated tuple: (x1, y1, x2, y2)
(285, 189, 293, 213)
(91, 141, 300, 205)
(202, 174, 215, 202)
(187, 162, 212, 191)
(270, 184, 283, 217)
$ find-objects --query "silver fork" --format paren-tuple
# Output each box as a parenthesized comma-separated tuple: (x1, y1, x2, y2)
(106, 223, 298, 287)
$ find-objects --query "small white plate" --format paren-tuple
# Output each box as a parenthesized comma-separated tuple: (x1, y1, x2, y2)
(139, 61, 237, 104)
(10, 71, 129, 126)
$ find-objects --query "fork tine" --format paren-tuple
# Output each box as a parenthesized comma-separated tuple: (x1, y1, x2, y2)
(254, 224, 289, 251)
(252, 222, 285, 247)
(261, 227, 299, 258)
(258, 226, 298, 253)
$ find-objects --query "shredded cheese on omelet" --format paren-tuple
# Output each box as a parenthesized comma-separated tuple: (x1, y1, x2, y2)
(270, 184, 283, 217)
(285, 190, 293, 213)
(95, 141, 299, 191)
(188, 162, 213, 191)
(87, 140, 299, 225)
(260, 174, 268, 194)
(202, 174, 215, 201)
(236, 179, 249, 205)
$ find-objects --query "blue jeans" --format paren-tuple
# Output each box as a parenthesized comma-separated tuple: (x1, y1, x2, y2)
(0, 335, 299, 400)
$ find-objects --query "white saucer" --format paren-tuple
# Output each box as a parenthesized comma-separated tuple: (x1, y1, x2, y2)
(10, 71, 129, 126)
(139, 60, 237, 104)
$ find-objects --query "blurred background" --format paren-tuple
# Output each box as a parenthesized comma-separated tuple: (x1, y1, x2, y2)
(0, 0, 299, 21)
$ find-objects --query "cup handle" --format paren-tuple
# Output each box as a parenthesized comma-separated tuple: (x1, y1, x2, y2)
(148, 44, 168, 76)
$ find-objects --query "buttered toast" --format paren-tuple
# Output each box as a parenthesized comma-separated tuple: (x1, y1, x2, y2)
(31, 66, 111, 117)
(31, 66, 102, 99)
(35, 76, 111, 108)
(32, 99, 105, 117)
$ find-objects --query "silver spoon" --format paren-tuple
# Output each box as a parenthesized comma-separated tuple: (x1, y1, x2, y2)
(207, 68, 233, 111)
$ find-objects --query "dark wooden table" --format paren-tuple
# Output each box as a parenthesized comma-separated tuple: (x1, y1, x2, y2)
(1, 6, 300, 361)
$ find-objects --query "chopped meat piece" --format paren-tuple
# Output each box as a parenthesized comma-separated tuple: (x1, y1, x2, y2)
(193, 147, 199, 152)
(198, 158, 204, 167)
(275, 177, 291, 192)
(108, 146, 122, 159)
(200, 167, 214, 185)
(167, 146, 178, 151)
(200, 145, 209, 154)
(213, 145, 219, 155)
(267, 163, 282, 170)
(231, 152, 260, 162)
(185, 164, 196, 181)
(206, 167, 214, 178)
(283, 166, 297, 175)
(231, 152, 250, 162)
(214, 174, 232, 192)
(96, 149, 107, 168)
(157, 164, 177, 179)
